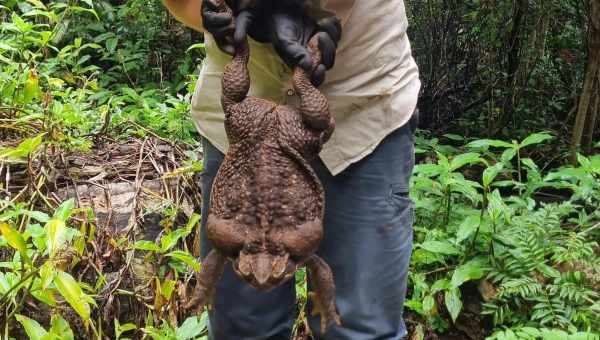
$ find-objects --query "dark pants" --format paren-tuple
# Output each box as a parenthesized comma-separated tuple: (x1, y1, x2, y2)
(199, 113, 417, 340)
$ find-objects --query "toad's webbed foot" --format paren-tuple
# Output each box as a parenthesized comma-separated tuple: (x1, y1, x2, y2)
(307, 255, 341, 333)
(184, 250, 227, 314)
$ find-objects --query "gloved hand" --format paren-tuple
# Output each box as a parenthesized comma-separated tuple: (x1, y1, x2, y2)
(204, 0, 342, 86)
(231, 3, 342, 87)
(270, 13, 341, 86)
(201, 0, 236, 55)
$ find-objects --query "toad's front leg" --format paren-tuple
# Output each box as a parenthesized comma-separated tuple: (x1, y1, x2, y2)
(306, 255, 341, 333)
(185, 250, 227, 313)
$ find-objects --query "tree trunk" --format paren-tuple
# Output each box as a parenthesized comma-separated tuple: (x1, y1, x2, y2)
(571, 0, 600, 163)
(497, 0, 527, 134)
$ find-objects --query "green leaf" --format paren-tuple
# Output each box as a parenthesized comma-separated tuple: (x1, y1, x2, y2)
(40, 261, 56, 289)
(25, 210, 51, 223)
(467, 139, 513, 149)
(422, 295, 435, 315)
(456, 215, 480, 244)
(15, 315, 48, 340)
(483, 163, 504, 188)
(501, 148, 518, 163)
(444, 288, 462, 322)
(53, 199, 75, 221)
(176, 316, 204, 340)
(185, 213, 201, 232)
(449, 152, 483, 171)
(106, 37, 118, 53)
(0, 134, 44, 161)
(44, 219, 66, 258)
(520, 132, 553, 148)
(451, 258, 486, 288)
(0, 223, 27, 255)
(54, 271, 91, 321)
(132, 240, 162, 253)
(48, 314, 74, 340)
(166, 251, 201, 272)
(540, 329, 569, 340)
(160, 227, 193, 252)
(23, 69, 41, 104)
(420, 240, 460, 255)
(161, 279, 176, 300)
(430, 279, 450, 294)
(536, 263, 560, 279)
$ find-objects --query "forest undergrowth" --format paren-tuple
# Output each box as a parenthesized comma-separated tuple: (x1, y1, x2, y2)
(0, 1, 598, 339)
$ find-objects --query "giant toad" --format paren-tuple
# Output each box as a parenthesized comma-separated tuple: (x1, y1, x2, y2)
(186, 0, 340, 331)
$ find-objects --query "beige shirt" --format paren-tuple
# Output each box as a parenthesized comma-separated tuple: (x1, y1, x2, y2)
(191, 0, 421, 175)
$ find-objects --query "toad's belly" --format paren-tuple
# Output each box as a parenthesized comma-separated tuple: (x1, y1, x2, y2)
(210, 140, 322, 228)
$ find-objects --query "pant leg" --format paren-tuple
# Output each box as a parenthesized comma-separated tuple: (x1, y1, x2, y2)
(308, 114, 418, 340)
(199, 137, 296, 340)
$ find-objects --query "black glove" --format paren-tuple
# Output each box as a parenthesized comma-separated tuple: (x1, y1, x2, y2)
(231, 4, 342, 87)
(270, 12, 341, 87)
(202, 0, 236, 55)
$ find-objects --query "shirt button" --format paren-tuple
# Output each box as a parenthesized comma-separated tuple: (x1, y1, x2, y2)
(286, 89, 295, 96)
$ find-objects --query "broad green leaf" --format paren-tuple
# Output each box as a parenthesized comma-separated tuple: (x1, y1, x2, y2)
(132, 240, 162, 252)
(54, 271, 91, 321)
(520, 132, 553, 148)
(419, 241, 460, 255)
(176, 316, 204, 340)
(44, 219, 66, 257)
(518, 327, 542, 337)
(449, 152, 483, 171)
(26, 210, 50, 223)
(40, 261, 56, 289)
(15, 315, 48, 340)
(451, 258, 486, 288)
(166, 250, 201, 271)
(467, 139, 513, 149)
(487, 190, 505, 221)
(444, 288, 462, 322)
(116, 321, 137, 334)
(106, 37, 118, 53)
(422, 295, 435, 315)
(48, 314, 74, 340)
(536, 263, 560, 279)
(540, 329, 569, 340)
(160, 227, 193, 252)
(186, 213, 201, 232)
(30, 287, 57, 306)
(23, 69, 41, 104)
(430, 279, 450, 294)
(483, 163, 504, 188)
(11, 13, 32, 32)
(501, 148, 518, 163)
(456, 215, 480, 244)
(0, 134, 43, 160)
(0, 223, 29, 262)
(53, 199, 75, 221)
(161, 279, 176, 300)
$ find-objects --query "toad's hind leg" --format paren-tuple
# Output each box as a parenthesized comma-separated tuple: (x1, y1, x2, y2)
(306, 255, 341, 333)
(222, 38, 250, 111)
(185, 250, 227, 313)
(292, 36, 335, 141)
